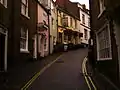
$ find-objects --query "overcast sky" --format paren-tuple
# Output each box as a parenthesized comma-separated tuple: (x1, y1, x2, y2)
(70, 0, 89, 9)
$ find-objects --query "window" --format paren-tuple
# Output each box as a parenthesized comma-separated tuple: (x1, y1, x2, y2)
(97, 25, 112, 60)
(88, 18, 90, 27)
(52, 18, 54, 25)
(75, 19, 77, 28)
(0, 0, 7, 7)
(20, 27, 28, 52)
(51, 2, 55, 12)
(84, 29, 87, 40)
(62, 17, 68, 27)
(70, 17, 72, 26)
(99, 0, 105, 13)
(21, 0, 29, 17)
(82, 14, 85, 24)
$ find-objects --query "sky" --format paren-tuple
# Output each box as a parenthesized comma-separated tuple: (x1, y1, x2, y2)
(70, 0, 89, 9)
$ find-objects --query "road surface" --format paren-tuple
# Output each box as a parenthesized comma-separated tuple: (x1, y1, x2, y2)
(27, 48, 89, 90)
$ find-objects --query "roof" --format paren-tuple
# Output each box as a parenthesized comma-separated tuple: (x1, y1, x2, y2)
(56, 0, 80, 20)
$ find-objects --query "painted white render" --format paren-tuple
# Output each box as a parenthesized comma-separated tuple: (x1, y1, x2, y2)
(78, 3, 90, 45)
(50, 1, 57, 54)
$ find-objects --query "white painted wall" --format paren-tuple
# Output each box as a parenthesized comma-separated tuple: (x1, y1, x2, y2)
(50, 1, 57, 54)
(79, 7, 90, 44)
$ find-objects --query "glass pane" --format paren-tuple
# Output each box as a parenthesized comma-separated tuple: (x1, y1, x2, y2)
(98, 25, 111, 59)
(21, 28, 27, 38)
(20, 39, 26, 49)
(21, 4, 26, 15)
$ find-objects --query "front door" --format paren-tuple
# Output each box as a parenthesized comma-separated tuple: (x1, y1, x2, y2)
(0, 33, 5, 71)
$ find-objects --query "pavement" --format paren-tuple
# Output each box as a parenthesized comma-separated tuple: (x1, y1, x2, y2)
(0, 48, 89, 90)
(86, 58, 120, 90)
(0, 52, 62, 90)
(1, 48, 119, 90)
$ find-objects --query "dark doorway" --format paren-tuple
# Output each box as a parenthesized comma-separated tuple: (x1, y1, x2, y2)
(0, 33, 5, 71)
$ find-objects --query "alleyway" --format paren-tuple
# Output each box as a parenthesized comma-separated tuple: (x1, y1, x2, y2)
(22, 48, 89, 90)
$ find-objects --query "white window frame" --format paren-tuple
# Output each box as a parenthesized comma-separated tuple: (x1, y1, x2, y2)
(98, 0, 106, 18)
(96, 23, 112, 61)
(88, 17, 90, 27)
(82, 14, 85, 24)
(0, 0, 7, 8)
(84, 29, 88, 40)
(21, 0, 30, 19)
(20, 28, 29, 53)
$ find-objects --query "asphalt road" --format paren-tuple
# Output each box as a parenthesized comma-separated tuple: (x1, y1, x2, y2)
(28, 48, 89, 90)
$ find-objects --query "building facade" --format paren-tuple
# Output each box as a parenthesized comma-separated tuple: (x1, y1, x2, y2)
(78, 3, 90, 46)
(89, 0, 120, 87)
(56, 0, 82, 45)
(0, 0, 37, 71)
(37, 3, 49, 58)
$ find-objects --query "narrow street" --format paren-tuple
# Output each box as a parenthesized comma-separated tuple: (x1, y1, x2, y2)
(21, 48, 89, 90)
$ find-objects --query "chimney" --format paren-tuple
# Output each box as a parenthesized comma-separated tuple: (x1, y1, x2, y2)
(82, 4, 86, 9)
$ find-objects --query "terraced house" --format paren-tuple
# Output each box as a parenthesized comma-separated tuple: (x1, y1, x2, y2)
(77, 3, 90, 47)
(90, 0, 120, 88)
(37, 0, 50, 58)
(0, 0, 37, 71)
(56, 0, 82, 46)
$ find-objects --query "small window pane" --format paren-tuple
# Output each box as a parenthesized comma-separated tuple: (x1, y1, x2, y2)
(97, 25, 111, 59)
(20, 28, 28, 50)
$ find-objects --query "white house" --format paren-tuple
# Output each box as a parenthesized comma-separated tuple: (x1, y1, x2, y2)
(78, 4, 90, 46)
(50, 0, 57, 54)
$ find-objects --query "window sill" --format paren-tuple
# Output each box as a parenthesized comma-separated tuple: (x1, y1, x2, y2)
(97, 58, 112, 61)
(21, 13, 30, 20)
(0, 3, 7, 8)
(20, 49, 30, 53)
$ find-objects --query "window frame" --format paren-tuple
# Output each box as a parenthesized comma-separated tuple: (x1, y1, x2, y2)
(70, 17, 73, 27)
(0, 0, 7, 8)
(20, 27, 29, 52)
(88, 17, 90, 27)
(21, 0, 29, 18)
(98, 0, 106, 18)
(84, 29, 88, 40)
(82, 14, 85, 24)
(96, 23, 112, 60)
